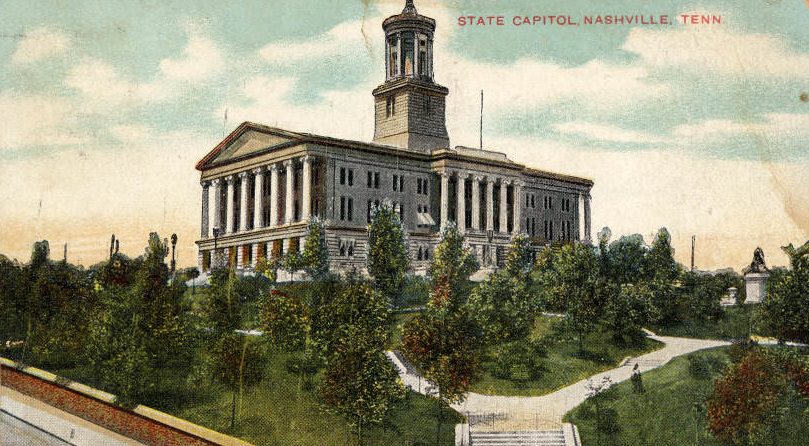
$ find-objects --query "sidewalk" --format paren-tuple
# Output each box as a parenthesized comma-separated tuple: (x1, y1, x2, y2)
(389, 332, 730, 430)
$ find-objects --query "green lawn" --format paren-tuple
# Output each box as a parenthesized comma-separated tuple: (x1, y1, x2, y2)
(56, 349, 460, 446)
(564, 347, 809, 446)
(650, 305, 757, 340)
(470, 316, 663, 397)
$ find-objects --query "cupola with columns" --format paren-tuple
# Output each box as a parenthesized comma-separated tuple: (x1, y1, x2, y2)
(372, 0, 450, 153)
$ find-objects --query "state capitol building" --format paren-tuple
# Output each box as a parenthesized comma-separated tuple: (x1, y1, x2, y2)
(195, 0, 593, 275)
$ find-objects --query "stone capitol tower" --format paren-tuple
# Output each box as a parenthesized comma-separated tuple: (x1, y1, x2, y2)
(372, 0, 450, 152)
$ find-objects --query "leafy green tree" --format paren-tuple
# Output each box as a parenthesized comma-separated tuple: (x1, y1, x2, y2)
(645, 228, 682, 324)
(679, 271, 725, 322)
(85, 287, 154, 405)
(0, 255, 26, 345)
(210, 333, 268, 430)
(282, 251, 305, 283)
(206, 268, 242, 332)
(367, 200, 410, 304)
(468, 271, 534, 344)
(503, 233, 534, 278)
(604, 283, 656, 344)
(260, 289, 310, 351)
(535, 243, 604, 353)
(320, 281, 404, 445)
(606, 234, 649, 285)
(428, 222, 478, 302)
(759, 241, 809, 343)
(301, 216, 330, 281)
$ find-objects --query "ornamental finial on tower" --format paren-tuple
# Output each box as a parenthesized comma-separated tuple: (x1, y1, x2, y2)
(402, 0, 417, 15)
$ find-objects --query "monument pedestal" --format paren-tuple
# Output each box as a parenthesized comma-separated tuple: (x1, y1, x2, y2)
(744, 272, 770, 304)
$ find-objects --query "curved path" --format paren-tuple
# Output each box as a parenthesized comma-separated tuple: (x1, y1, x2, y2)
(389, 331, 730, 431)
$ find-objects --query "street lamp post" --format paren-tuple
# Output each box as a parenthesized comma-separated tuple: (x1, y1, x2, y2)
(212, 226, 221, 270)
(170, 233, 178, 274)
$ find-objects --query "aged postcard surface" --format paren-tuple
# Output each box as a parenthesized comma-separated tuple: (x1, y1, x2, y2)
(1, 1, 808, 446)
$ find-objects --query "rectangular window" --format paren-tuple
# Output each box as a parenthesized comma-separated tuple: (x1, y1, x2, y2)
(374, 172, 380, 189)
(393, 174, 398, 191)
(550, 221, 554, 240)
(340, 196, 346, 220)
(367, 171, 373, 188)
(402, 31, 415, 76)
(348, 169, 354, 186)
(544, 220, 549, 239)
(340, 167, 346, 185)
(347, 198, 353, 221)
(399, 175, 404, 191)
(386, 96, 396, 117)
(417, 178, 422, 194)
(422, 178, 428, 194)
(387, 35, 398, 77)
(367, 200, 373, 223)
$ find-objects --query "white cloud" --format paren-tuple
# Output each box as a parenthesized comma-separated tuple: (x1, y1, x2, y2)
(552, 121, 670, 144)
(258, 19, 373, 65)
(11, 27, 71, 65)
(0, 93, 84, 149)
(109, 124, 151, 143)
(623, 24, 809, 78)
(159, 31, 224, 81)
(672, 113, 809, 158)
(65, 58, 169, 106)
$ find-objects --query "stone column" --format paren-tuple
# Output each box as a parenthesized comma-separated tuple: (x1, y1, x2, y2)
(584, 193, 592, 243)
(499, 179, 509, 234)
(225, 175, 235, 234)
(253, 167, 265, 230)
(269, 164, 279, 227)
(440, 171, 449, 229)
(456, 172, 467, 232)
(239, 172, 249, 232)
(485, 177, 494, 231)
(211, 178, 222, 234)
(578, 193, 585, 241)
(201, 182, 209, 238)
(471, 175, 481, 230)
(513, 181, 523, 234)
(302, 155, 312, 221)
(284, 160, 294, 224)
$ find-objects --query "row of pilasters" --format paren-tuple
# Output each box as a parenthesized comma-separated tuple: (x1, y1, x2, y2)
(439, 170, 524, 235)
(200, 155, 313, 238)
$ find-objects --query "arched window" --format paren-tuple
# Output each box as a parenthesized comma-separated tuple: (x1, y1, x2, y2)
(418, 246, 423, 261)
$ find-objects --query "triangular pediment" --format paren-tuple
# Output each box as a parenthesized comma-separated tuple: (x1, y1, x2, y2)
(196, 123, 304, 170)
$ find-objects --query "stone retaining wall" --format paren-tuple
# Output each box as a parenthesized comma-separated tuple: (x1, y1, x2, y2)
(0, 358, 253, 446)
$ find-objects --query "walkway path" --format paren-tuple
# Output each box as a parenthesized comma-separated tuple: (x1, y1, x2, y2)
(389, 331, 730, 431)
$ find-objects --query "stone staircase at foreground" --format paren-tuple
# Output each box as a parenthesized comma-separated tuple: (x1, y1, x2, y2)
(466, 425, 580, 446)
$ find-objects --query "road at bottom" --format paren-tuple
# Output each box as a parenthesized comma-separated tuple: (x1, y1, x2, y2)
(1, 411, 71, 446)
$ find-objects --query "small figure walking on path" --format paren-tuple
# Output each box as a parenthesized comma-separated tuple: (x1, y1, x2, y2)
(631, 363, 644, 393)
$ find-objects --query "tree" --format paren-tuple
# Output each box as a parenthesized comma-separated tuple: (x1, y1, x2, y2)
(707, 350, 791, 444)
(645, 228, 682, 324)
(759, 241, 809, 343)
(606, 234, 649, 285)
(301, 216, 330, 281)
(206, 268, 243, 333)
(210, 333, 268, 430)
(604, 283, 656, 345)
(320, 281, 404, 445)
(402, 302, 481, 446)
(535, 243, 604, 353)
(503, 233, 534, 279)
(260, 289, 309, 352)
(468, 271, 534, 344)
(428, 222, 478, 302)
(367, 200, 410, 303)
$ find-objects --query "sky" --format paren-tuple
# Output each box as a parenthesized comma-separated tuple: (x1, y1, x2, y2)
(0, 0, 807, 271)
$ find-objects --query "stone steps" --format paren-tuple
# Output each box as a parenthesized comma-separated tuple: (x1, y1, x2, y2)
(470, 429, 566, 446)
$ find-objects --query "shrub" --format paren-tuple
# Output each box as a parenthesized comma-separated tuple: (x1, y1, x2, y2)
(491, 339, 545, 382)
(596, 407, 621, 434)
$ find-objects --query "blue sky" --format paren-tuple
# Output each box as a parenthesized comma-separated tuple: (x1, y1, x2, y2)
(0, 0, 807, 269)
